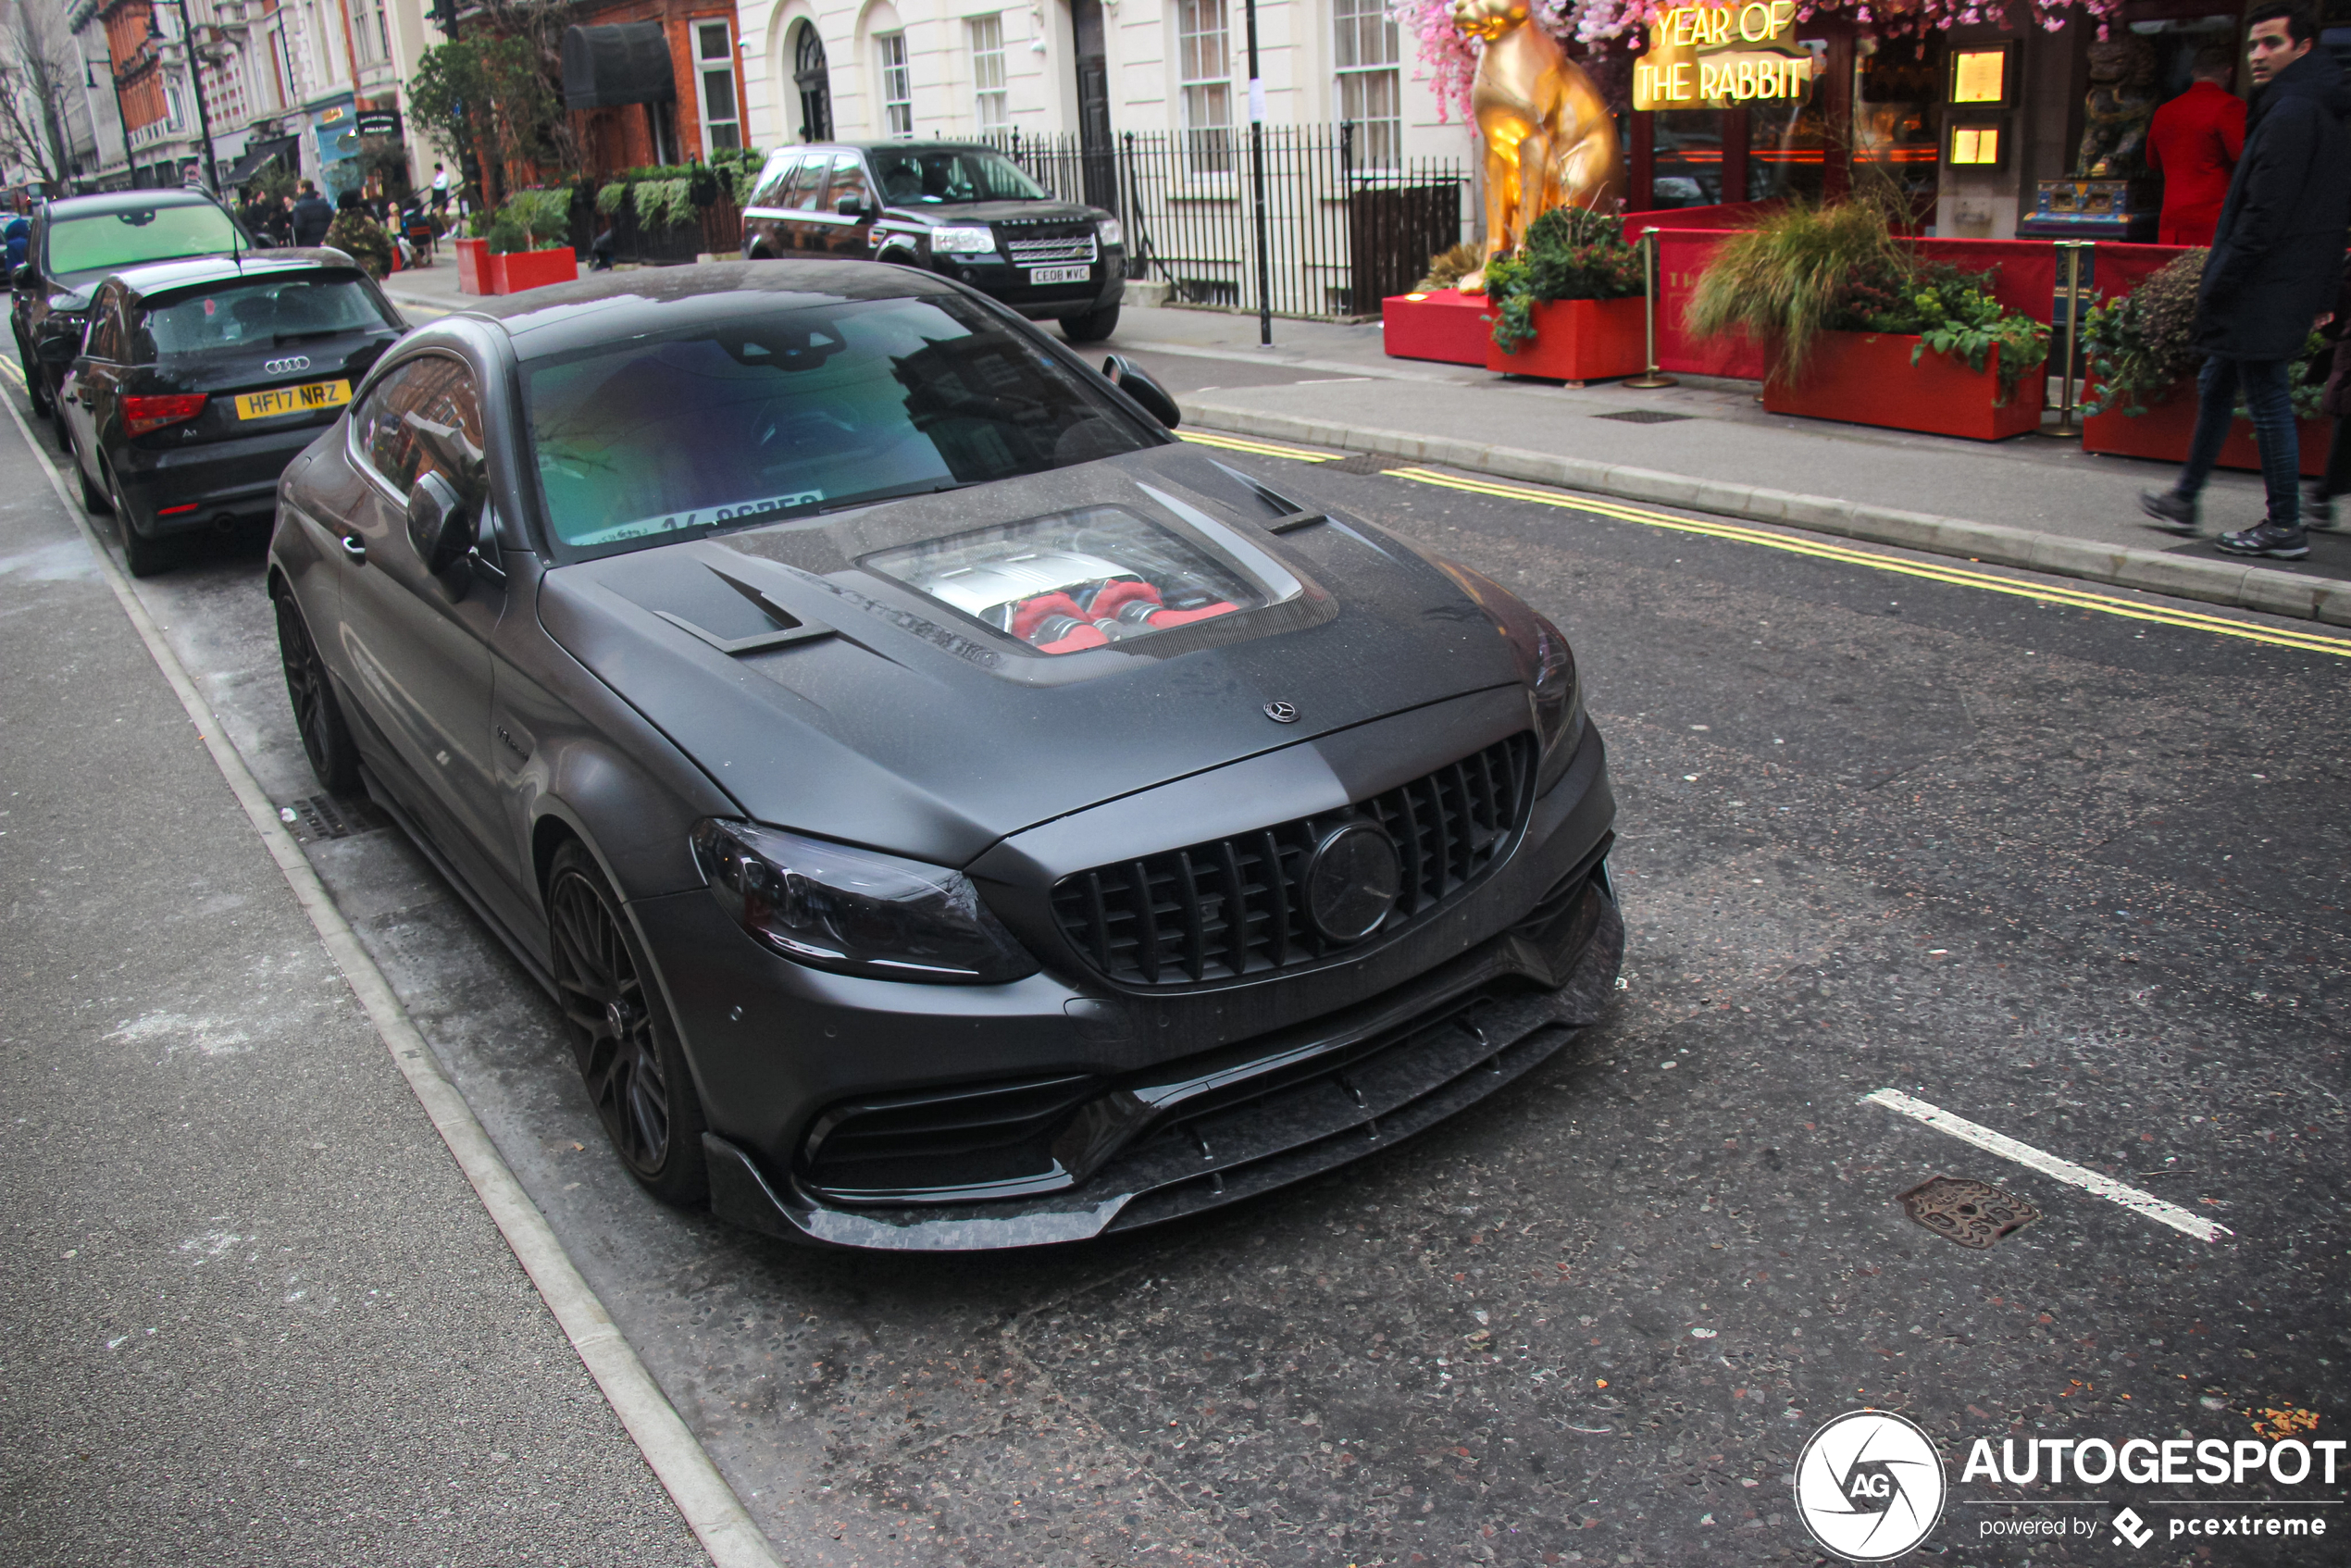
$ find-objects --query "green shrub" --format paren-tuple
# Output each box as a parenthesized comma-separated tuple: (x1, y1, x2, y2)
(1484, 206, 1645, 353)
(631, 178, 696, 230)
(481, 187, 575, 255)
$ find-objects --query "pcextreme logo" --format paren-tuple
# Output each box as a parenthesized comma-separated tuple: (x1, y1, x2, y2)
(1794, 1410, 1948, 1562)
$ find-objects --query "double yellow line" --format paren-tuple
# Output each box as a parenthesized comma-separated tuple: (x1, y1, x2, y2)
(1183, 429, 2349, 659)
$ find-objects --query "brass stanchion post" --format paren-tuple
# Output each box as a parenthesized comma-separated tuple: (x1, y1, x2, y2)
(1625, 226, 1679, 389)
(2047, 240, 2091, 438)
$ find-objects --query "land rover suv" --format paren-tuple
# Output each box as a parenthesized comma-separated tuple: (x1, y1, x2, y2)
(740, 142, 1126, 344)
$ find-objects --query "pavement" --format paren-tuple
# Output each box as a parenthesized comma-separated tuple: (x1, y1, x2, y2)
(23, 262, 2351, 1566)
(0, 393, 716, 1564)
(403, 257, 2351, 615)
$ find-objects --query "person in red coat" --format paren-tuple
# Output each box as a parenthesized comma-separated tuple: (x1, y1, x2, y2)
(2146, 46, 2248, 246)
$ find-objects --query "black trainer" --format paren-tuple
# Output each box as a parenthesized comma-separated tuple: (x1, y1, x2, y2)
(2214, 521, 2310, 560)
(2305, 485, 2338, 529)
(2139, 490, 2198, 532)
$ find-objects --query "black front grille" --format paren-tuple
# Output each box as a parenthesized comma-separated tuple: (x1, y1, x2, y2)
(1004, 235, 1097, 266)
(1051, 734, 1534, 988)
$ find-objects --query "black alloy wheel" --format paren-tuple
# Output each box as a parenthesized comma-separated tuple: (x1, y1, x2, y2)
(272, 589, 360, 793)
(1061, 303, 1121, 345)
(24, 355, 53, 417)
(106, 462, 169, 579)
(68, 429, 109, 513)
(546, 841, 709, 1205)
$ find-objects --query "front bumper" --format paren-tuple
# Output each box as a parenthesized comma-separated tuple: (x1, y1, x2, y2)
(706, 867, 1620, 1249)
(933, 251, 1126, 319)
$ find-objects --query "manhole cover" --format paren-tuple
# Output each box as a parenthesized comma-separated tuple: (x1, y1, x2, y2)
(281, 793, 391, 843)
(1325, 452, 1411, 474)
(1898, 1176, 2039, 1249)
(1592, 409, 1694, 424)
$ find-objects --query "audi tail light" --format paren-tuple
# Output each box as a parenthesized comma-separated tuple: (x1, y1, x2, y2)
(123, 393, 208, 437)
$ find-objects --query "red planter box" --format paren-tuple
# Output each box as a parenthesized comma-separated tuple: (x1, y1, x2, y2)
(454, 235, 489, 294)
(2081, 385, 2327, 478)
(488, 244, 578, 294)
(1764, 330, 2045, 442)
(1383, 288, 1492, 366)
(1483, 297, 1647, 383)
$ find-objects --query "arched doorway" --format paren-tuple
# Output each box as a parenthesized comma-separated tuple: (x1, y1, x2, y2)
(792, 22, 833, 143)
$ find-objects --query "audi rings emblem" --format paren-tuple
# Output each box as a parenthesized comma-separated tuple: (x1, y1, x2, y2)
(1263, 700, 1299, 723)
(264, 355, 311, 375)
(1303, 821, 1403, 943)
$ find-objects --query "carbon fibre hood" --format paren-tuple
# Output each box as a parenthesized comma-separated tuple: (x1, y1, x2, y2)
(537, 443, 1527, 866)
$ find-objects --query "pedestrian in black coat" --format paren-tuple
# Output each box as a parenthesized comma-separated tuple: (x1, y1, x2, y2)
(289, 180, 335, 248)
(2139, 2, 2351, 560)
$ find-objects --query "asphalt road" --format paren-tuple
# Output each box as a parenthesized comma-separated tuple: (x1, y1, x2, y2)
(5, 347, 2345, 1568)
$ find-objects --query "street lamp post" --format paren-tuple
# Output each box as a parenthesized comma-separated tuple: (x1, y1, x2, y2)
(87, 56, 137, 188)
(150, 0, 223, 194)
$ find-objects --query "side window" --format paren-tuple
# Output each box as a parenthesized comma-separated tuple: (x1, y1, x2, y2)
(747, 151, 797, 209)
(778, 155, 826, 211)
(355, 354, 484, 493)
(84, 292, 123, 360)
(823, 154, 866, 211)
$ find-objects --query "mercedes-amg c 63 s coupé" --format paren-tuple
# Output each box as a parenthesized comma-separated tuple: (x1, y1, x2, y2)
(267, 260, 1620, 1250)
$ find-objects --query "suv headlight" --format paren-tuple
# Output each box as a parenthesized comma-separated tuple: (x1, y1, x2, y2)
(1096, 217, 1124, 249)
(690, 820, 1037, 984)
(929, 225, 996, 255)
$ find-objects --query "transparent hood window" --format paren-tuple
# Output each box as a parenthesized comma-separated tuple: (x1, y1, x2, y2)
(864, 506, 1285, 654)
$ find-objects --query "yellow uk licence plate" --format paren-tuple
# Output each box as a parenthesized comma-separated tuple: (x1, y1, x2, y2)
(234, 379, 352, 420)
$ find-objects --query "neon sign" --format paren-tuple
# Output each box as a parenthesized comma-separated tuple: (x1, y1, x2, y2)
(1634, 3, 1817, 110)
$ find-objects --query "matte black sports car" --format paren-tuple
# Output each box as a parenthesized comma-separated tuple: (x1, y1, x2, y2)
(267, 261, 1619, 1251)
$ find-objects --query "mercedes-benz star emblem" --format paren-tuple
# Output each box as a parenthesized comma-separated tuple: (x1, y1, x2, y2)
(1263, 701, 1298, 723)
(1303, 822, 1402, 943)
(264, 355, 311, 375)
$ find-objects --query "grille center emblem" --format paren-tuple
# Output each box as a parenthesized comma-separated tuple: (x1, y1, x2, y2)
(1263, 700, 1298, 723)
(1304, 822, 1402, 943)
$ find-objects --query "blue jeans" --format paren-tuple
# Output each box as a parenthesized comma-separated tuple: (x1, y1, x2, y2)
(2176, 355, 2301, 526)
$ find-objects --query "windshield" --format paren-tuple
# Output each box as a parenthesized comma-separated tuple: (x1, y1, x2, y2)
(136, 274, 395, 359)
(44, 203, 243, 279)
(867, 148, 1047, 205)
(525, 292, 1156, 558)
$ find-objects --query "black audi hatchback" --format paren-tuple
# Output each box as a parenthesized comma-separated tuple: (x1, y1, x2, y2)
(267, 261, 1619, 1251)
(740, 142, 1126, 343)
(60, 254, 406, 575)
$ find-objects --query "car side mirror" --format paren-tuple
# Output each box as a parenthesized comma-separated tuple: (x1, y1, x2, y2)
(10, 263, 36, 291)
(835, 193, 870, 219)
(406, 470, 473, 574)
(1101, 354, 1180, 429)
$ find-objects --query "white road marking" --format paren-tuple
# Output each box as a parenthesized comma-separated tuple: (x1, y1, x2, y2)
(1864, 1089, 2233, 1244)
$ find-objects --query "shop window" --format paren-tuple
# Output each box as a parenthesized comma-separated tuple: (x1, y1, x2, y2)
(1747, 40, 1833, 204)
(695, 21, 741, 154)
(1177, 0, 1233, 174)
(1333, 0, 1400, 169)
(1853, 34, 1941, 210)
(969, 15, 1009, 132)
(1648, 108, 1722, 207)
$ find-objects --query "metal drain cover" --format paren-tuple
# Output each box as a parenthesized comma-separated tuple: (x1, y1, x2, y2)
(1325, 452, 1412, 475)
(1593, 409, 1694, 425)
(280, 793, 391, 843)
(1898, 1176, 2039, 1249)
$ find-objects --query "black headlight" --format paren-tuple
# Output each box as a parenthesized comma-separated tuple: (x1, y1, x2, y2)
(690, 820, 1037, 984)
(1524, 612, 1585, 793)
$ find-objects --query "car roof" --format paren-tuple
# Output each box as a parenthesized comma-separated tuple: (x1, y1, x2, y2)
(106, 250, 363, 302)
(41, 188, 228, 220)
(439, 258, 965, 360)
(790, 141, 1001, 157)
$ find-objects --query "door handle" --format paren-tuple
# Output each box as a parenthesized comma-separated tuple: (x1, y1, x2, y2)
(339, 533, 367, 565)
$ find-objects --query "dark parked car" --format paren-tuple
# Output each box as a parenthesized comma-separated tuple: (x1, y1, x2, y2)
(267, 261, 1619, 1251)
(740, 142, 1126, 343)
(10, 189, 255, 423)
(60, 254, 406, 576)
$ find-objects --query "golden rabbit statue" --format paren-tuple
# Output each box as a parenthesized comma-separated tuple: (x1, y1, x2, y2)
(1452, 0, 1624, 291)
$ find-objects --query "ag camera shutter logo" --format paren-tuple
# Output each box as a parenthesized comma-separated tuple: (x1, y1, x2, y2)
(1794, 1410, 1947, 1561)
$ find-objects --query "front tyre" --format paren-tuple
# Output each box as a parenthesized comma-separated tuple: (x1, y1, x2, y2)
(1061, 303, 1121, 344)
(547, 841, 709, 1206)
(273, 587, 361, 792)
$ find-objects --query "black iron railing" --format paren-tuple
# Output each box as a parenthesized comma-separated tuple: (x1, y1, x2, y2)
(987, 124, 1468, 320)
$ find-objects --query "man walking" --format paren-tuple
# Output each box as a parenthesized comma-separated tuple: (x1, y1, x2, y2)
(289, 180, 335, 248)
(2139, 3, 2350, 561)
(2146, 44, 2245, 247)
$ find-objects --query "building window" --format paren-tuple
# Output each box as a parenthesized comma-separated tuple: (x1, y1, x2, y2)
(793, 21, 832, 143)
(1176, 0, 1231, 173)
(695, 20, 740, 153)
(876, 31, 913, 137)
(1333, 0, 1400, 168)
(348, 0, 388, 67)
(968, 15, 1008, 133)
